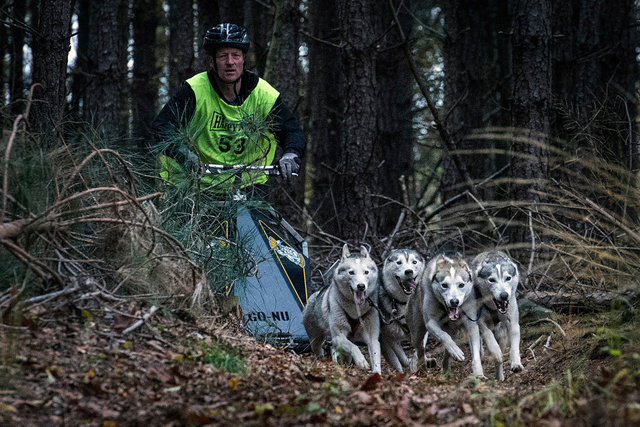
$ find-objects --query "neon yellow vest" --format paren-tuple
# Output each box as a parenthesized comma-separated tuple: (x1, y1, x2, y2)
(161, 71, 279, 192)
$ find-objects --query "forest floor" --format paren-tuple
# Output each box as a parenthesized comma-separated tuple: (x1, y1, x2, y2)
(1, 298, 640, 426)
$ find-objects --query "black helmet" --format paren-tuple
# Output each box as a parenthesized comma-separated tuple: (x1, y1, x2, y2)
(203, 23, 250, 54)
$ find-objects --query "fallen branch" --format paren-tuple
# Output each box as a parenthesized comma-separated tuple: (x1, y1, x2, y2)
(527, 335, 545, 361)
(122, 305, 158, 335)
(526, 317, 566, 337)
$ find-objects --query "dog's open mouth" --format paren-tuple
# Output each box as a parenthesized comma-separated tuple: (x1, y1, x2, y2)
(353, 289, 367, 306)
(397, 276, 416, 295)
(494, 299, 509, 314)
(448, 306, 460, 321)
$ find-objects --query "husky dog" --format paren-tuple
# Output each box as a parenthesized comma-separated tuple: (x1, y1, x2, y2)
(377, 249, 425, 372)
(472, 250, 523, 379)
(407, 253, 499, 377)
(302, 244, 381, 373)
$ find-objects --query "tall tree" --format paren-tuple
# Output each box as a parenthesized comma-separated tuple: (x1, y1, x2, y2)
(373, 0, 415, 235)
(30, 0, 73, 145)
(307, 0, 344, 237)
(196, 0, 220, 71)
(263, 0, 300, 107)
(509, 0, 551, 249)
(555, 0, 638, 168)
(248, 0, 273, 76)
(83, 0, 129, 137)
(132, 0, 160, 149)
(441, 0, 505, 203)
(9, 0, 26, 116)
(168, 0, 195, 96)
(263, 0, 305, 219)
(336, 0, 379, 243)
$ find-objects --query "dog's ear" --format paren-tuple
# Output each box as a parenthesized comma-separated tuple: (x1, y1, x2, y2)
(342, 244, 351, 260)
(508, 259, 520, 281)
(360, 245, 370, 259)
(434, 254, 447, 271)
(425, 255, 443, 283)
(461, 260, 472, 280)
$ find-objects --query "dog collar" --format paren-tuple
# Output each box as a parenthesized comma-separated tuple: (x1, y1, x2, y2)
(461, 305, 484, 322)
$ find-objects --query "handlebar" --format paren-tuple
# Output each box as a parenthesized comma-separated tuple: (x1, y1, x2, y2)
(202, 164, 298, 176)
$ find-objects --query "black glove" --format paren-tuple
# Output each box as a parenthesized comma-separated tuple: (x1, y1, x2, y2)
(278, 152, 300, 183)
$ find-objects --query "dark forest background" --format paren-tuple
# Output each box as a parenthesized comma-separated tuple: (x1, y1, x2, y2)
(1, 0, 640, 298)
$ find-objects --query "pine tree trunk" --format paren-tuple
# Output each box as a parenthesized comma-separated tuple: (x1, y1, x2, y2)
(196, 0, 221, 71)
(262, 0, 305, 223)
(30, 0, 73, 146)
(132, 0, 161, 149)
(337, 0, 378, 243)
(168, 0, 195, 96)
(509, 0, 551, 251)
(374, 0, 415, 236)
(84, 0, 129, 137)
(307, 0, 344, 238)
(442, 0, 503, 204)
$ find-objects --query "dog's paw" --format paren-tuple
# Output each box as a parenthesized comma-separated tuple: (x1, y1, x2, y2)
(354, 354, 370, 370)
(510, 361, 524, 373)
(470, 373, 488, 381)
(447, 344, 465, 361)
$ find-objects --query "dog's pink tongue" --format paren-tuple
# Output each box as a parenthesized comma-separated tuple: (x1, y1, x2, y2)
(448, 307, 460, 321)
(407, 279, 416, 291)
(354, 290, 366, 305)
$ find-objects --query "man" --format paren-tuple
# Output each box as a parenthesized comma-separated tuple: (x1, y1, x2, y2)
(153, 23, 305, 192)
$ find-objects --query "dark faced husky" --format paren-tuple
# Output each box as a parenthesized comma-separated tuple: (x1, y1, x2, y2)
(472, 250, 523, 379)
(406, 253, 488, 377)
(302, 244, 381, 373)
(377, 249, 425, 372)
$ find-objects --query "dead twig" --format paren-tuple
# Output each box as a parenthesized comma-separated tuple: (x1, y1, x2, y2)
(527, 335, 546, 361)
(122, 305, 158, 335)
(526, 317, 567, 337)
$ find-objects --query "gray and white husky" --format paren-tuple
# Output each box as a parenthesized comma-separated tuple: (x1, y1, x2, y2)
(377, 249, 425, 372)
(407, 253, 498, 377)
(471, 250, 523, 379)
(302, 244, 381, 373)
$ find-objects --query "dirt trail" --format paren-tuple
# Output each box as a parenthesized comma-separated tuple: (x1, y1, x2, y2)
(2, 302, 601, 427)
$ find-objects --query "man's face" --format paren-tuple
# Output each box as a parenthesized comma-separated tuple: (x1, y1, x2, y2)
(214, 47, 244, 83)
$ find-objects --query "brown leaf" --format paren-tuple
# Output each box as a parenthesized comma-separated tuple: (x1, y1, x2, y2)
(360, 372, 382, 391)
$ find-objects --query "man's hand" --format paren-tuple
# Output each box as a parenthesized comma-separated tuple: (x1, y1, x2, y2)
(278, 152, 300, 183)
(185, 150, 203, 175)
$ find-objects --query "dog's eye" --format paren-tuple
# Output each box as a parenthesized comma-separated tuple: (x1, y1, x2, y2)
(396, 261, 402, 265)
(349, 270, 355, 275)
(364, 270, 369, 275)
(505, 276, 511, 281)
(441, 283, 448, 289)
(459, 283, 465, 288)
(489, 278, 496, 283)
(412, 260, 418, 265)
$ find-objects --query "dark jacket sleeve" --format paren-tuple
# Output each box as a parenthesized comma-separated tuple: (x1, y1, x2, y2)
(152, 83, 197, 163)
(268, 96, 306, 158)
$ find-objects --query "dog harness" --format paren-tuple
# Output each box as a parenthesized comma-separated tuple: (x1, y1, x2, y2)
(327, 293, 371, 342)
